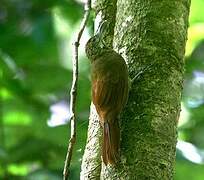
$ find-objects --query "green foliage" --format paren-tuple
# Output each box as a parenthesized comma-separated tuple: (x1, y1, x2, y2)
(175, 162, 204, 180)
(176, 0, 204, 178)
(0, 0, 204, 179)
(189, 0, 204, 24)
(0, 0, 89, 179)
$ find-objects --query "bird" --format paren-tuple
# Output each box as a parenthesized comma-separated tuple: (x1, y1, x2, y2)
(85, 23, 129, 165)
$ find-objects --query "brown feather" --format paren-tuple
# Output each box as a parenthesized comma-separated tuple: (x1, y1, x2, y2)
(90, 50, 129, 165)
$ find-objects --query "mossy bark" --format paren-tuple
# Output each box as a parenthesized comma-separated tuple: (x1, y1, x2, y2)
(81, 0, 191, 179)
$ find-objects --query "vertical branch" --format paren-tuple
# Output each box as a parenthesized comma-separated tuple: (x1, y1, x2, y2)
(63, 1, 91, 180)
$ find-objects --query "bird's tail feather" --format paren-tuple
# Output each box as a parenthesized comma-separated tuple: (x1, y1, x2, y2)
(102, 121, 120, 165)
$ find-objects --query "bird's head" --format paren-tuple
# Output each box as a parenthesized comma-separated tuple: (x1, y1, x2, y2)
(85, 21, 109, 62)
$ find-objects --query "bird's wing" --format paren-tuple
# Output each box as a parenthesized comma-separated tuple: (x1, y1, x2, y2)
(92, 74, 128, 113)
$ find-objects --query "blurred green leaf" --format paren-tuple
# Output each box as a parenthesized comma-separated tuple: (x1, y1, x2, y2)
(26, 169, 61, 180)
(189, 0, 204, 25)
(4, 110, 32, 125)
(8, 164, 29, 176)
(185, 23, 204, 56)
(175, 162, 204, 180)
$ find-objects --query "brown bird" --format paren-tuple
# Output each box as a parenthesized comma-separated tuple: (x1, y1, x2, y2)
(85, 26, 129, 165)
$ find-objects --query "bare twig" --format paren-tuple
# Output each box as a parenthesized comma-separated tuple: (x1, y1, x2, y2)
(63, 1, 91, 180)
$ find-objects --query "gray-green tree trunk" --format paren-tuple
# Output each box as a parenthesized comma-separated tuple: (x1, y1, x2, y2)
(80, 0, 191, 179)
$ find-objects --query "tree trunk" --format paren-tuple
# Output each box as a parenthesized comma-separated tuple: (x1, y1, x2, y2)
(81, 0, 191, 179)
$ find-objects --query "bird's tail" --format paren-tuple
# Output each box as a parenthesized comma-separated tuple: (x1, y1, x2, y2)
(102, 121, 120, 165)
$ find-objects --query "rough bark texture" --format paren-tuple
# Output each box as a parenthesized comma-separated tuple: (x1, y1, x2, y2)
(81, 0, 191, 179)
(80, 103, 102, 179)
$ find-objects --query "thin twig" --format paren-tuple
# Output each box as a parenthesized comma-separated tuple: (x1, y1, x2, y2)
(63, 1, 91, 180)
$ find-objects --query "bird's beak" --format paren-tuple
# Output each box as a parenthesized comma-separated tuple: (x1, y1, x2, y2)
(95, 20, 108, 35)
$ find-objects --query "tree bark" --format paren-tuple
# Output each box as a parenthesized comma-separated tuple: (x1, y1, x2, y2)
(81, 0, 191, 179)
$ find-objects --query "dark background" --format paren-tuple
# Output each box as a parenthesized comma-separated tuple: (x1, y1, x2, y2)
(0, 0, 204, 179)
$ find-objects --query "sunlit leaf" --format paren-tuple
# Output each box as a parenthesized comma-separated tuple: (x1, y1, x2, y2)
(189, 0, 204, 25)
(8, 164, 29, 176)
(4, 110, 32, 125)
(185, 23, 204, 57)
(0, 87, 12, 100)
